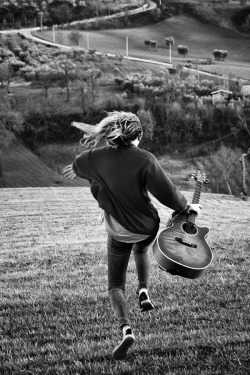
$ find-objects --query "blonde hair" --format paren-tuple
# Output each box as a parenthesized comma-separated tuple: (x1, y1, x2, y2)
(72, 111, 143, 148)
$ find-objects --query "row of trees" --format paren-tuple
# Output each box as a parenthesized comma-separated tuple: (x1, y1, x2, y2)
(0, 33, 103, 104)
(0, 0, 130, 29)
(144, 38, 228, 61)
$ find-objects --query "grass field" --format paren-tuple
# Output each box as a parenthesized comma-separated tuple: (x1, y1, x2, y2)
(1, 187, 249, 374)
(39, 14, 250, 80)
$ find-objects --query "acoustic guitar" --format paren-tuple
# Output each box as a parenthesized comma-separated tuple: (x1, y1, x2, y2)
(153, 171, 213, 279)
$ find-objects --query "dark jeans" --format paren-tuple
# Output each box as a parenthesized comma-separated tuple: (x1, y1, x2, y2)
(107, 233, 157, 328)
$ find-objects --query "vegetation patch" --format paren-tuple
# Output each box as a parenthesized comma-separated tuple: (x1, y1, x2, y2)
(1, 187, 250, 374)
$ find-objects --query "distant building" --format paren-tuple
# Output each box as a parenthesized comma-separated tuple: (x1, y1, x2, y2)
(242, 85, 250, 97)
(211, 89, 232, 105)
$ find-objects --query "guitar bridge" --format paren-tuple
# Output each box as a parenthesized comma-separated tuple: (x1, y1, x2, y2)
(175, 237, 197, 248)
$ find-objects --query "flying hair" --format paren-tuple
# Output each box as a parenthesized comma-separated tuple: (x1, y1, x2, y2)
(71, 111, 143, 148)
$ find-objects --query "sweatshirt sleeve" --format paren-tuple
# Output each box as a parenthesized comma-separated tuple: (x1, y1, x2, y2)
(72, 150, 91, 179)
(146, 156, 187, 211)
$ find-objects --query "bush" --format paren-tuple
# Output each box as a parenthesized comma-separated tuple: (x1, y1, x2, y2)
(177, 45, 189, 57)
(0, 103, 24, 147)
(213, 49, 228, 61)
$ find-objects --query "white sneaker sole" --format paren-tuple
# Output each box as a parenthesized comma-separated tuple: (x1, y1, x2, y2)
(140, 298, 154, 312)
(112, 334, 135, 360)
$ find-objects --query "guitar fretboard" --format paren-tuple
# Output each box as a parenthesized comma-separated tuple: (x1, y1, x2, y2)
(192, 181, 203, 204)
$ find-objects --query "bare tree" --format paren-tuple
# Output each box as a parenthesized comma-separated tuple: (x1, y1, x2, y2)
(50, 55, 76, 102)
(75, 67, 102, 115)
(68, 30, 82, 46)
(237, 115, 250, 199)
(0, 102, 24, 178)
(239, 151, 250, 199)
(0, 63, 14, 93)
(36, 65, 58, 98)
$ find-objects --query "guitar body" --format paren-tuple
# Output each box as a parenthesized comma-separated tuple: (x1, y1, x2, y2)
(153, 212, 213, 279)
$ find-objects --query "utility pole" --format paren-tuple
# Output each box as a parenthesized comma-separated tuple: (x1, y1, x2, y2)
(52, 25, 55, 43)
(38, 11, 43, 31)
(126, 36, 128, 57)
(87, 32, 89, 49)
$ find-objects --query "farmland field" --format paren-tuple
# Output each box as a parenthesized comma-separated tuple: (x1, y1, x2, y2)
(1, 187, 249, 374)
(39, 14, 250, 80)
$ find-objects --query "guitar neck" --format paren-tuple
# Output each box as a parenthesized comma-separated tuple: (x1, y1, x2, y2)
(188, 181, 203, 224)
(192, 181, 203, 204)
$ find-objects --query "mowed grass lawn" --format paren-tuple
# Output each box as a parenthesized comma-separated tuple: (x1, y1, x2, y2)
(40, 15, 250, 80)
(1, 187, 250, 374)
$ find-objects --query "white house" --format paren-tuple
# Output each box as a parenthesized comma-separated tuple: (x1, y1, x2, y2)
(242, 85, 250, 97)
(211, 89, 232, 105)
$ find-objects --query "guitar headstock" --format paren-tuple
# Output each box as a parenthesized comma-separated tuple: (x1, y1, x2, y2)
(190, 171, 209, 184)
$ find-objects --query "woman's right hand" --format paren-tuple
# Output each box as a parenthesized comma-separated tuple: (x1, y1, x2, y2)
(63, 164, 76, 180)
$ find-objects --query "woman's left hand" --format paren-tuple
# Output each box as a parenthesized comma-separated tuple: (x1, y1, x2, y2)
(63, 164, 76, 180)
(186, 203, 202, 215)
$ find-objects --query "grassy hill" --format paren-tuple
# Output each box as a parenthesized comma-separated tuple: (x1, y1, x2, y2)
(0, 140, 200, 190)
(0, 141, 88, 188)
(1, 186, 249, 374)
(39, 13, 250, 79)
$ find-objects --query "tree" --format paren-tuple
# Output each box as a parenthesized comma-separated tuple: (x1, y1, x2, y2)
(86, 68, 102, 112)
(36, 65, 58, 98)
(68, 30, 82, 46)
(74, 66, 88, 114)
(165, 36, 175, 49)
(144, 40, 158, 51)
(213, 49, 228, 61)
(204, 146, 242, 195)
(150, 40, 158, 51)
(137, 109, 156, 143)
(116, 54, 123, 65)
(0, 63, 14, 93)
(88, 49, 96, 60)
(75, 66, 101, 115)
(236, 115, 250, 198)
(239, 150, 250, 199)
(177, 45, 189, 58)
(50, 55, 76, 102)
(0, 102, 24, 178)
(49, 4, 72, 26)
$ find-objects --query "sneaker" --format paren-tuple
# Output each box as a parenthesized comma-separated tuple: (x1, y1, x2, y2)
(112, 327, 135, 360)
(139, 289, 154, 312)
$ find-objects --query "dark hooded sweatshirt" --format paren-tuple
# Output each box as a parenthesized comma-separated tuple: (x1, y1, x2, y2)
(73, 145, 187, 235)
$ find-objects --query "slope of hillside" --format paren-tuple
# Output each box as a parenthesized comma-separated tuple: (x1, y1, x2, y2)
(1, 186, 249, 374)
(39, 14, 250, 80)
(1, 186, 249, 250)
(0, 142, 88, 188)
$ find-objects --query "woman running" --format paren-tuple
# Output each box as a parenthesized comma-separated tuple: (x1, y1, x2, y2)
(63, 111, 201, 360)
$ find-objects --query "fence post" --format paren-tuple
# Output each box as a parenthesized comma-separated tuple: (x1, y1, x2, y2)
(52, 25, 55, 43)
(126, 36, 128, 56)
(87, 32, 90, 49)
(169, 43, 171, 64)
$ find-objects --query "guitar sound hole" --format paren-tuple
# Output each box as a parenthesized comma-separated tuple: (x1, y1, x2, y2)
(182, 223, 197, 235)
